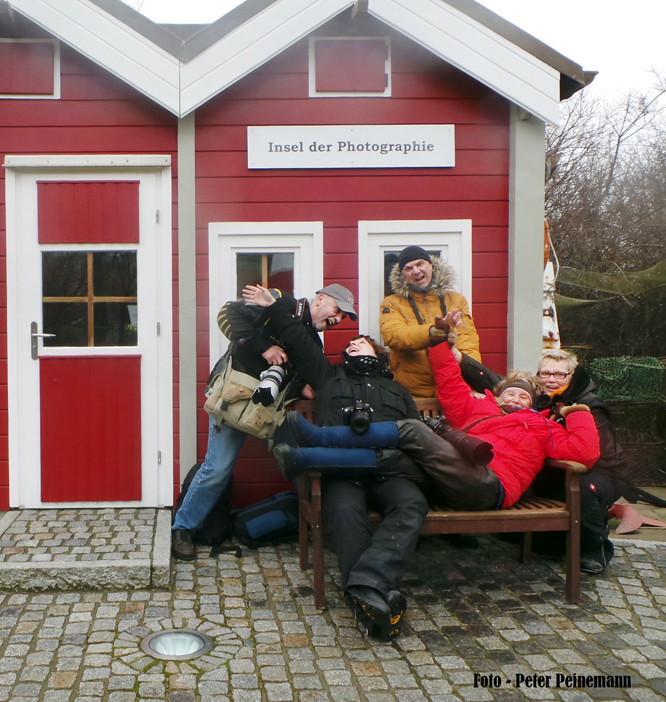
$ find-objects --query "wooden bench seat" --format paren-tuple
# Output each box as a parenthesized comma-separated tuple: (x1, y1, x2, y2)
(294, 399, 586, 609)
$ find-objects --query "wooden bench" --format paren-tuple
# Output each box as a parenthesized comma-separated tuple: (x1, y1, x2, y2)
(294, 398, 586, 609)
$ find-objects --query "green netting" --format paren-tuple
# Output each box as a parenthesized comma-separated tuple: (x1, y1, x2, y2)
(588, 356, 665, 402)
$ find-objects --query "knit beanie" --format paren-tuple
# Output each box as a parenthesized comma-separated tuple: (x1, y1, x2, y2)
(398, 245, 431, 270)
(495, 378, 537, 404)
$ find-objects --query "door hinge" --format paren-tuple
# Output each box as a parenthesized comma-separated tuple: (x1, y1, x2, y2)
(157, 322, 161, 336)
(158, 450, 162, 465)
(156, 209, 160, 223)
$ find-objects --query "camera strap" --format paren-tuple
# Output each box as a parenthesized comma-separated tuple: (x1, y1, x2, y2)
(294, 298, 307, 321)
(407, 294, 447, 325)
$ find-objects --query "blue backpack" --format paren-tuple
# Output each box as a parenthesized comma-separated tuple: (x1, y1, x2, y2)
(231, 491, 299, 549)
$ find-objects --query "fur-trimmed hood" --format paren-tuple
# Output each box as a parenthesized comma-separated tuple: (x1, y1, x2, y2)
(388, 255, 457, 298)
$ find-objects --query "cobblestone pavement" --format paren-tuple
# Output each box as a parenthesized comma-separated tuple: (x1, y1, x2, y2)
(1, 517, 666, 702)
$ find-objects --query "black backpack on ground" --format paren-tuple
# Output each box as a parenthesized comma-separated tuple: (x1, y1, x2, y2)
(173, 463, 242, 557)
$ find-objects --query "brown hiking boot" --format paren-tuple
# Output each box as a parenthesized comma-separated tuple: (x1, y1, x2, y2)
(172, 529, 196, 560)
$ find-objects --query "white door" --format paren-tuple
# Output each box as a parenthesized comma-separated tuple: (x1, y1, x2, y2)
(5, 156, 173, 508)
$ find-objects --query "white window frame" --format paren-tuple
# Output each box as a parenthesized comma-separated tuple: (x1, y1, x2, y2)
(309, 36, 391, 98)
(0, 39, 61, 100)
(208, 221, 324, 366)
(358, 220, 473, 344)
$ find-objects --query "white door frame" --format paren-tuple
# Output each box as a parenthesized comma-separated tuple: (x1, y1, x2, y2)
(208, 221, 324, 367)
(4, 155, 173, 508)
(358, 219, 473, 343)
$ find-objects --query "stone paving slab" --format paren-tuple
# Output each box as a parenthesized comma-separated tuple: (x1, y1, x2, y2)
(0, 527, 665, 701)
(0, 508, 171, 590)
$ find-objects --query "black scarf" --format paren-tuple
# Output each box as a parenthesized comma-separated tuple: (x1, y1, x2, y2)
(342, 353, 388, 377)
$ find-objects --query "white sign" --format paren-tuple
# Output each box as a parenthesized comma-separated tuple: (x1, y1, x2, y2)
(247, 125, 455, 169)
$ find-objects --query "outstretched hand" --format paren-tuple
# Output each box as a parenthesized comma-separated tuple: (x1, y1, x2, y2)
(431, 309, 461, 349)
(242, 284, 276, 308)
(434, 309, 462, 330)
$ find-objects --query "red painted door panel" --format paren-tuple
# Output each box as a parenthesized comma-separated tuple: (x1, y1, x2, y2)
(40, 356, 142, 501)
(38, 181, 140, 244)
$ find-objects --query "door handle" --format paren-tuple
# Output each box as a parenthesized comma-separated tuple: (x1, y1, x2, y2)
(31, 321, 56, 360)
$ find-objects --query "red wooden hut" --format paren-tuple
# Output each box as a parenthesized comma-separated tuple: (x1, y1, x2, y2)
(0, 0, 594, 509)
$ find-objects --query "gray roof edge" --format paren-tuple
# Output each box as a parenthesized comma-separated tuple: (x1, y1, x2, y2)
(89, 0, 186, 55)
(444, 0, 591, 86)
(89, 0, 280, 61)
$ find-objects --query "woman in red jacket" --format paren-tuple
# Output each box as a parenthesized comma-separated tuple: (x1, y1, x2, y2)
(411, 341, 601, 510)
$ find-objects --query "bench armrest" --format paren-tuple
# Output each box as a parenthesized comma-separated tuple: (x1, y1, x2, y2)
(544, 458, 588, 473)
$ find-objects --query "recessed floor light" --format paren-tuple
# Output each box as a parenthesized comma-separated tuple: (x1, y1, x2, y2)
(140, 629, 214, 660)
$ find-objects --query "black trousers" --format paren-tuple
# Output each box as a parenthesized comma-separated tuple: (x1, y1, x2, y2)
(531, 466, 622, 565)
(322, 476, 429, 597)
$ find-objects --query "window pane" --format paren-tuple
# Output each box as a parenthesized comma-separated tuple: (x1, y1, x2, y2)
(94, 303, 138, 346)
(93, 251, 137, 296)
(42, 252, 87, 297)
(236, 252, 294, 298)
(43, 302, 88, 346)
(383, 251, 400, 298)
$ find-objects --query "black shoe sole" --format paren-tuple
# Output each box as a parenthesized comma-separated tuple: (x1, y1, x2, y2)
(347, 592, 399, 641)
(387, 590, 407, 628)
(171, 547, 197, 561)
(272, 444, 299, 480)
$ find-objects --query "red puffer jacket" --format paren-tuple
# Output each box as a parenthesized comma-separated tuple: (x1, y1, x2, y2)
(428, 343, 601, 507)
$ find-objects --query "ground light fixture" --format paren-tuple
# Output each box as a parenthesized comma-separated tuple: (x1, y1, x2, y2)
(141, 629, 214, 660)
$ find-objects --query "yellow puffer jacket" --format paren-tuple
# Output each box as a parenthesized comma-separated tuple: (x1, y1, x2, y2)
(379, 256, 481, 397)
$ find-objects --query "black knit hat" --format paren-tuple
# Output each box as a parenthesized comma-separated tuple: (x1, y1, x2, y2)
(398, 245, 431, 270)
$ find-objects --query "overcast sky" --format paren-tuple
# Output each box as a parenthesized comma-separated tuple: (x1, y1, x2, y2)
(125, 0, 664, 99)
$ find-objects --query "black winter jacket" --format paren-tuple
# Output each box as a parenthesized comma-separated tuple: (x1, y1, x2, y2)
(213, 292, 321, 380)
(547, 366, 632, 487)
(260, 299, 420, 426)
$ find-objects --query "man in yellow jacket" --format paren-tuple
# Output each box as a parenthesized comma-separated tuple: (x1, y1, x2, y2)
(379, 245, 481, 397)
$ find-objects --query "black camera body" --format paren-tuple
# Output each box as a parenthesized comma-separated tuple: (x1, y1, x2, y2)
(341, 400, 374, 434)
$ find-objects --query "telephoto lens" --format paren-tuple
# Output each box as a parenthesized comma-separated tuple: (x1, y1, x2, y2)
(252, 365, 287, 406)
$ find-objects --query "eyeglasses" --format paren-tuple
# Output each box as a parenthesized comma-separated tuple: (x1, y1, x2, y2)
(538, 371, 572, 380)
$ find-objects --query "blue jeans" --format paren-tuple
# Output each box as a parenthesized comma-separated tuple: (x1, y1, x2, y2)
(172, 417, 246, 532)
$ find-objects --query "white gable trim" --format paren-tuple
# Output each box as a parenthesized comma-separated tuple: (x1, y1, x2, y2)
(180, 0, 355, 116)
(369, 0, 561, 126)
(10, 0, 561, 124)
(11, 0, 181, 114)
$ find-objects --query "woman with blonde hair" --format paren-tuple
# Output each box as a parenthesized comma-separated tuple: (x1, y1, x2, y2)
(533, 348, 633, 574)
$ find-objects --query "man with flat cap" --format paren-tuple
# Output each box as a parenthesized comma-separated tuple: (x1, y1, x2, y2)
(380, 245, 481, 398)
(172, 282, 357, 560)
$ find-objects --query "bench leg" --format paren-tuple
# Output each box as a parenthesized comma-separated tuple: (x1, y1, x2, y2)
(519, 531, 533, 563)
(297, 473, 327, 609)
(565, 471, 582, 603)
(298, 476, 311, 571)
(309, 475, 326, 609)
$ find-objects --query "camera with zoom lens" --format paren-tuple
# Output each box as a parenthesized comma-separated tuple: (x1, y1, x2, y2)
(253, 365, 287, 406)
(341, 400, 374, 434)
